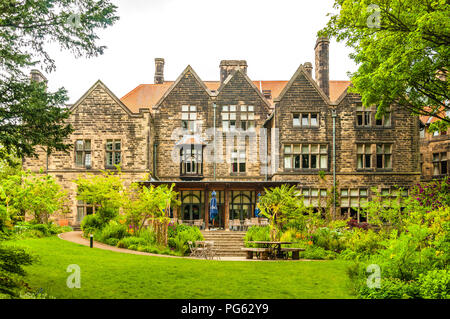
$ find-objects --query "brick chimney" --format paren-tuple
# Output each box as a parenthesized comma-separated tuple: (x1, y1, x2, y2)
(154, 58, 165, 84)
(220, 60, 247, 84)
(304, 62, 313, 77)
(30, 69, 47, 84)
(314, 37, 330, 97)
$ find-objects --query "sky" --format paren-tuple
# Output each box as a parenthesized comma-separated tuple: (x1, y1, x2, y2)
(43, 0, 357, 104)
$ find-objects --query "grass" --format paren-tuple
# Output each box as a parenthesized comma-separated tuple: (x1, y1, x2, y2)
(6, 236, 355, 299)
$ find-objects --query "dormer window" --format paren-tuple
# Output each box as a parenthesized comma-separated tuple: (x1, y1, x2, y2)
(262, 90, 272, 99)
(181, 105, 197, 133)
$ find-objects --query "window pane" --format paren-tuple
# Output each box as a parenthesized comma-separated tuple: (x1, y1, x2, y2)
(294, 155, 301, 168)
(181, 113, 189, 120)
(106, 152, 113, 166)
(320, 155, 327, 169)
(357, 113, 363, 125)
(302, 114, 309, 126)
(284, 145, 291, 153)
(248, 113, 255, 120)
(190, 105, 196, 112)
(293, 117, 300, 127)
(302, 154, 309, 168)
(284, 156, 292, 169)
(76, 140, 84, 151)
(357, 155, 363, 169)
(76, 152, 83, 165)
(241, 105, 247, 112)
(357, 144, 363, 153)
(85, 153, 92, 167)
(182, 105, 189, 112)
(222, 113, 229, 120)
(302, 145, 309, 154)
(311, 155, 317, 168)
(294, 145, 301, 153)
(384, 113, 391, 126)
(114, 152, 121, 165)
(230, 105, 236, 112)
(239, 163, 246, 172)
(311, 114, 318, 126)
(385, 155, 392, 168)
(248, 106, 254, 112)
(311, 145, 318, 153)
(189, 113, 197, 120)
(230, 113, 236, 120)
(115, 141, 121, 151)
(241, 113, 247, 120)
(84, 140, 91, 150)
(320, 145, 327, 154)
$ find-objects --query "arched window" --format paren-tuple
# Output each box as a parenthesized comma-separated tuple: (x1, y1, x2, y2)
(180, 191, 203, 221)
(229, 191, 255, 220)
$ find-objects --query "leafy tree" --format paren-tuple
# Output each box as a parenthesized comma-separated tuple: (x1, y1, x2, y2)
(258, 185, 309, 241)
(0, 243, 37, 298)
(0, 169, 68, 224)
(74, 169, 124, 224)
(0, 0, 119, 162)
(321, 0, 450, 128)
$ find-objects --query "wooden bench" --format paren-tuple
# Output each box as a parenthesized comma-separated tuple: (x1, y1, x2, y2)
(280, 248, 305, 260)
(241, 247, 272, 260)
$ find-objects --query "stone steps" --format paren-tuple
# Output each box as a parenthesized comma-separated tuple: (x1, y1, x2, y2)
(201, 230, 246, 257)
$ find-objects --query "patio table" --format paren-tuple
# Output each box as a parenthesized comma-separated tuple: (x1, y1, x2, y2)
(247, 241, 293, 259)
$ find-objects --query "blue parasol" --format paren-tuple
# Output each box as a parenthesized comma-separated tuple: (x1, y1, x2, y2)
(210, 191, 218, 221)
(254, 193, 261, 217)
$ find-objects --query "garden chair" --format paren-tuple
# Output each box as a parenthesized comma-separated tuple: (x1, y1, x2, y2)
(250, 217, 259, 226)
(231, 219, 241, 231)
(243, 219, 252, 231)
(259, 218, 269, 226)
(188, 241, 207, 258)
(194, 219, 204, 230)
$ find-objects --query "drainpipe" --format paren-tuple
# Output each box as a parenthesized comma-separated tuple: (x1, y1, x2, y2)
(331, 110, 337, 219)
(153, 143, 159, 180)
(213, 103, 217, 181)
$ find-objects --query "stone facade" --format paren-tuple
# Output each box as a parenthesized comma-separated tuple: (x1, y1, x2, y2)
(419, 118, 450, 181)
(23, 38, 421, 227)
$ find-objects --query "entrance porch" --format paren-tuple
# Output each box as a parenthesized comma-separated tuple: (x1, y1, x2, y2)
(141, 180, 300, 230)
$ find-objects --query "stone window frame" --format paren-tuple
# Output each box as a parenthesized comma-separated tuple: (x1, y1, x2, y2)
(301, 188, 328, 208)
(376, 143, 393, 170)
(432, 152, 448, 176)
(105, 139, 122, 169)
(292, 113, 319, 128)
(239, 105, 256, 131)
(76, 200, 96, 224)
(375, 106, 392, 127)
(222, 105, 237, 132)
(180, 144, 203, 176)
(283, 143, 328, 171)
(75, 139, 92, 168)
(340, 188, 369, 223)
(231, 149, 246, 174)
(181, 105, 197, 133)
(356, 143, 373, 170)
(355, 104, 393, 129)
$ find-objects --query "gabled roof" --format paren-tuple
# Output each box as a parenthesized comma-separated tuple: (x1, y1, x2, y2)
(273, 64, 331, 104)
(153, 65, 212, 109)
(215, 68, 272, 112)
(71, 80, 139, 116)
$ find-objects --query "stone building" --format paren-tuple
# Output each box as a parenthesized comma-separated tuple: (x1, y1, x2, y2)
(419, 112, 450, 181)
(23, 37, 421, 228)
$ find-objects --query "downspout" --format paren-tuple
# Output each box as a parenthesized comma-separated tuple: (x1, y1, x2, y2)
(153, 142, 159, 180)
(213, 103, 217, 180)
(331, 109, 337, 219)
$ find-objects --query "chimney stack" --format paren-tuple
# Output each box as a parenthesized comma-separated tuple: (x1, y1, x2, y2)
(30, 69, 47, 84)
(154, 58, 165, 84)
(314, 37, 330, 97)
(304, 62, 313, 77)
(220, 60, 247, 84)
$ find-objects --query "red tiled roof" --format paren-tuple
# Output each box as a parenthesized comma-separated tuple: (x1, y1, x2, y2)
(120, 80, 351, 113)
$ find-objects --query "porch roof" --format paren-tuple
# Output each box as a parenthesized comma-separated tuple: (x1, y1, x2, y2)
(140, 180, 300, 189)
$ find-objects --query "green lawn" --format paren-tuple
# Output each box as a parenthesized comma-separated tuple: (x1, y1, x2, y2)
(7, 237, 355, 299)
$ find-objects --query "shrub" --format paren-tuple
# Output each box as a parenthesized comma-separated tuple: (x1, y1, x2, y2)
(358, 277, 420, 299)
(117, 237, 146, 249)
(96, 221, 129, 242)
(173, 226, 203, 256)
(244, 226, 270, 247)
(105, 238, 119, 246)
(81, 214, 103, 235)
(418, 269, 450, 299)
(137, 227, 156, 245)
(299, 245, 336, 260)
(312, 227, 346, 252)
